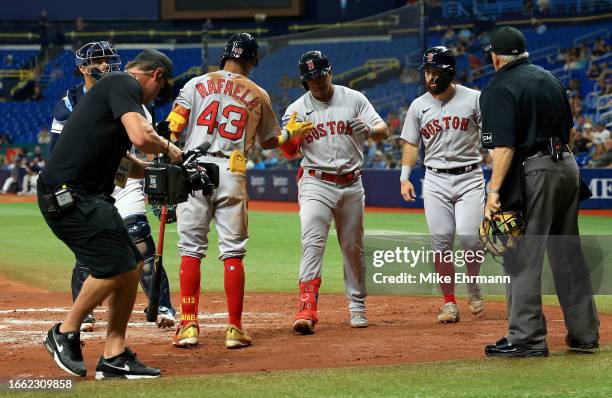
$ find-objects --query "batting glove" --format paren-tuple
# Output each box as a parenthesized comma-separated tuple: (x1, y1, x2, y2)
(348, 118, 374, 137)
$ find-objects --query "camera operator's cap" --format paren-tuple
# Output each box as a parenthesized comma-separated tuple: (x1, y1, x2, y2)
(486, 26, 526, 55)
(134, 49, 174, 100)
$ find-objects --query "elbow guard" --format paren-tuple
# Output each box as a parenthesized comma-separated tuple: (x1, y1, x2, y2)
(166, 105, 190, 135)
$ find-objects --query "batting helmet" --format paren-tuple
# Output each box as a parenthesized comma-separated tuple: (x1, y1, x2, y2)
(420, 46, 456, 70)
(299, 51, 332, 90)
(75, 41, 121, 80)
(220, 33, 259, 69)
(479, 211, 526, 257)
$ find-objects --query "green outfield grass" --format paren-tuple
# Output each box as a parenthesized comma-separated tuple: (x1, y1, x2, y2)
(10, 345, 612, 398)
(1, 202, 611, 311)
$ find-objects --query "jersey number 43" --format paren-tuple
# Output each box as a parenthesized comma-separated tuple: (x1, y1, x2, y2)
(196, 100, 247, 141)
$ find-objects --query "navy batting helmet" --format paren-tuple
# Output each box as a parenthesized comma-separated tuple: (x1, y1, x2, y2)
(419, 46, 456, 71)
(220, 33, 259, 69)
(75, 41, 121, 80)
(299, 51, 332, 83)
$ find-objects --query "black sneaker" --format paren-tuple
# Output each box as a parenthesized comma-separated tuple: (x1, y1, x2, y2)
(95, 348, 161, 380)
(43, 323, 86, 377)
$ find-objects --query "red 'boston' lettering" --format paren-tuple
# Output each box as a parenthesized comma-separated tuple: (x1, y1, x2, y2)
(327, 121, 337, 135)
(452, 116, 460, 129)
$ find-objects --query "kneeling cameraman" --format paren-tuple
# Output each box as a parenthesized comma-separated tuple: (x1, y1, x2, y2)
(38, 49, 181, 379)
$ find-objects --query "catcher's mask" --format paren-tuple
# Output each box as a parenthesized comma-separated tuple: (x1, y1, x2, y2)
(479, 211, 526, 257)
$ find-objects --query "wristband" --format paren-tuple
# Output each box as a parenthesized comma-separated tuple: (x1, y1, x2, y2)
(278, 130, 290, 145)
(164, 140, 170, 156)
(400, 165, 412, 182)
(487, 187, 499, 194)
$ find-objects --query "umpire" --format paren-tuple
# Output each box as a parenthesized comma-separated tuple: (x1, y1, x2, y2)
(480, 26, 599, 357)
(38, 49, 182, 378)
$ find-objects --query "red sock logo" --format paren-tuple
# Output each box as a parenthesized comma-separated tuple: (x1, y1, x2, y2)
(224, 257, 245, 329)
(179, 256, 201, 323)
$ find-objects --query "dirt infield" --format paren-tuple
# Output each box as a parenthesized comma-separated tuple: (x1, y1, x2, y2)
(0, 276, 610, 380)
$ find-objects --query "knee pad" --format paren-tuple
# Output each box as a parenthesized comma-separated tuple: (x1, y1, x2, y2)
(124, 214, 156, 262)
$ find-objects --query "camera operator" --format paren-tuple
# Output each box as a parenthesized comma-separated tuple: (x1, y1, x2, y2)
(38, 49, 181, 379)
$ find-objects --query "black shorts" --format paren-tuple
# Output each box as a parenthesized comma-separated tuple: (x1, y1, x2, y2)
(37, 189, 143, 279)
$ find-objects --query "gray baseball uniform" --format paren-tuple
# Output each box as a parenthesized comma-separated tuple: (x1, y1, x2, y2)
(400, 85, 485, 251)
(174, 70, 280, 260)
(284, 85, 383, 311)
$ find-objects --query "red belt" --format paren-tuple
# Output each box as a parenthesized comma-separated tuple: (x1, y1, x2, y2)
(307, 169, 360, 185)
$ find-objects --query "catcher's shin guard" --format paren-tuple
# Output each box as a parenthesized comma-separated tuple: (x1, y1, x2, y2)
(125, 214, 175, 311)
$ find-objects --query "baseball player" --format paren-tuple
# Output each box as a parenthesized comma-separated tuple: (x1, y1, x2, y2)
(280, 51, 389, 334)
(50, 41, 176, 331)
(399, 46, 485, 323)
(166, 33, 310, 348)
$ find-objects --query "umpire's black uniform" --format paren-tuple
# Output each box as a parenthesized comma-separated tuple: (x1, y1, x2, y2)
(37, 72, 145, 277)
(480, 27, 599, 356)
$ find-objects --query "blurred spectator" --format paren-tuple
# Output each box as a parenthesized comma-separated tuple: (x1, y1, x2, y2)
(18, 156, 43, 195)
(385, 153, 397, 169)
(371, 150, 387, 169)
(75, 16, 87, 32)
(592, 38, 607, 57)
(442, 29, 457, 47)
(593, 122, 610, 145)
(534, 20, 547, 34)
(3, 53, 13, 66)
(37, 127, 51, 144)
(0, 132, 11, 145)
(590, 139, 612, 168)
(573, 128, 593, 154)
(570, 95, 583, 116)
(458, 27, 472, 45)
(537, 0, 550, 12)
(387, 112, 401, 135)
(31, 84, 43, 101)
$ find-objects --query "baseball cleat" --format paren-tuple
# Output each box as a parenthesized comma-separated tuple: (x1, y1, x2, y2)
(95, 348, 160, 379)
(172, 321, 199, 348)
(44, 323, 86, 377)
(293, 319, 315, 335)
(350, 311, 369, 328)
(293, 309, 318, 335)
(80, 313, 95, 332)
(156, 306, 176, 329)
(467, 283, 484, 315)
(225, 324, 252, 349)
(438, 302, 460, 323)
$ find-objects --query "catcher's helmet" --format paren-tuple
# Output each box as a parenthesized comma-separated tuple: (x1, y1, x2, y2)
(420, 46, 456, 70)
(75, 41, 121, 80)
(220, 33, 259, 69)
(299, 51, 332, 82)
(479, 211, 526, 257)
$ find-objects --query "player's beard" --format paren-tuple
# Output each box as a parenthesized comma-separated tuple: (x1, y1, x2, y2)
(426, 79, 450, 95)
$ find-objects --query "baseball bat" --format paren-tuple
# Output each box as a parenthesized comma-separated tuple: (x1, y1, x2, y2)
(146, 204, 167, 322)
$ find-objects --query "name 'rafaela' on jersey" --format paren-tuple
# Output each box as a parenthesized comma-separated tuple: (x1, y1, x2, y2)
(421, 115, 471, 139)
(194, 78, 260, 111)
